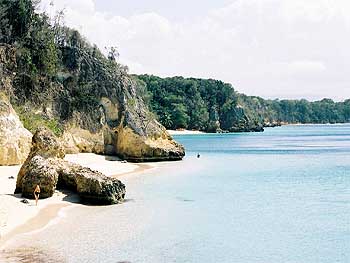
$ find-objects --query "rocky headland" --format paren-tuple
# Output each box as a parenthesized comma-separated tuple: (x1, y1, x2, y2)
(0, 40, 184, 165)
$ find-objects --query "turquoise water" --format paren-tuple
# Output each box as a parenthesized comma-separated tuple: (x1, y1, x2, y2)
(4, 125, 350, 262)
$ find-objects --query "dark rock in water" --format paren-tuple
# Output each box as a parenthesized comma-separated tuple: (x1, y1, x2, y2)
(20, 199, 29, 204)
(8, 176, 14, 179)
(15, 128, 125, 204)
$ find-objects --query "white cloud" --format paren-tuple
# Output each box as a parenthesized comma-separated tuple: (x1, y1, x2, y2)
(287, 60, 326, 75)
(39, 0, 350, 101)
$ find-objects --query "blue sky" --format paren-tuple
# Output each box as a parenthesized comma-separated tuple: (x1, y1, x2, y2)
(40, 0, 350, 101)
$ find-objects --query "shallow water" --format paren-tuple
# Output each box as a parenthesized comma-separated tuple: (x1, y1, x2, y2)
(3, 125, 350, 263)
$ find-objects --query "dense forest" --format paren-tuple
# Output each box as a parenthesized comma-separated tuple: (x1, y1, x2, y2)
(136, 75, 350, 132)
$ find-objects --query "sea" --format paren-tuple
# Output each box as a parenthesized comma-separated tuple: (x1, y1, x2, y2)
(2, 124, 350, 263)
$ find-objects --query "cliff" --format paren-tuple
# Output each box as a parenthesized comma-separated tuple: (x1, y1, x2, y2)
(0, 35, 184, 164)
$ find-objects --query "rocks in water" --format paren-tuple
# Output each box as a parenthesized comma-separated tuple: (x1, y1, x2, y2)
(0, 95, 32, 165)
(15, 128, 125, 205)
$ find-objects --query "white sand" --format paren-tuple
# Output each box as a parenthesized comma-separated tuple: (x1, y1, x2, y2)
(0, 165, 69, 241)
(0, 153, 142, 244)
(64, 153, 139, 177)
(167, 129, 204, 135)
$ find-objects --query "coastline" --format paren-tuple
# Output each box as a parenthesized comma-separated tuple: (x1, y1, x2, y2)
(167, 129, 204, 135)
(0, 153, 156, 249)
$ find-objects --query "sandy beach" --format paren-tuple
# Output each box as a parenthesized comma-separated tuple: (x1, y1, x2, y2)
(0, 153, 153, 249)
(167, 130, 204, 135)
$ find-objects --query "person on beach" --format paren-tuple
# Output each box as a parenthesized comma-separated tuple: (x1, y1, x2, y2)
(34, 185, 40, 206)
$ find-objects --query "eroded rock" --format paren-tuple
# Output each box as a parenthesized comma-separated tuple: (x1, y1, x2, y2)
(20, 156, 59, 199)
(15, 128, 125, 204)
(100, 97, 185, 162)
(0, 96, 32, 165)
(57, 162, 125, 204)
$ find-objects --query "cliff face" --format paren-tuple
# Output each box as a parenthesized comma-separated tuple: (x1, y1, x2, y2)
(0, 45, 32, 165)
(0, 94, 32, 165)
(0, 42, 185, 163)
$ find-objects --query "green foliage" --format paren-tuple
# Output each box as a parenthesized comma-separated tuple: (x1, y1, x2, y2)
(135, 75, 247, 131)
(14, 106, 63, 136)
(0, 0, 37, 43)
(136, 74, 350, 132)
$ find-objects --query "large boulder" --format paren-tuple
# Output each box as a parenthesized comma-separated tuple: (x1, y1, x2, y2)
(15, 127, 64, 193)
(0, 95, 32, 165)
(15, 128, 125, 204)
(20, 156, 59, 199)
(57, 162, 125, 204)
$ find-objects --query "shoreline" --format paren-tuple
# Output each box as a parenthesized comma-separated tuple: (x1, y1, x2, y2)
(167, 129, 205, 135)
(0, 153, 157, 250)
(168, 123, 350, 136)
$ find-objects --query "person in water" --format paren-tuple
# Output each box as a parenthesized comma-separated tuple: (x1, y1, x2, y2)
(34, 185, 40, 206)
(197, 153, 200, 158)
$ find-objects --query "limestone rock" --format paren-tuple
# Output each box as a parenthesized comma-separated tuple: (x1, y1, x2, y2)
(30, 127, 65, 159)
(20, 156, 59, 199)
(61, 127, 104, 154)
(114, 126, 185, 162)
(15, 127, 64, 194)
(1, 43, 185, 162)
(0, 96, 32, 165)
(57, 162, 125, 204)
(100, 96, 185, 161)
(15, 128, 125, 204)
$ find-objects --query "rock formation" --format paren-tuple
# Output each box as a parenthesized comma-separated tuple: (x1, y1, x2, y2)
(0, 43, 185, 163)
(15, 128, 126, 204)
(99, 97, 185, 161)
(0, 95, 32, 165)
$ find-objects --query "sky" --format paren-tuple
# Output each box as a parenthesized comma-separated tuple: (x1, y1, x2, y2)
(40, 0, 350, 101)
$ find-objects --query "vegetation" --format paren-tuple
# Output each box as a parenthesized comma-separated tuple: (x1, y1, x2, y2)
(14, 105, 63, 136)
(0, 0, 129, 134)
(136, 75, 350, 132)
(1, 0, 349, 135)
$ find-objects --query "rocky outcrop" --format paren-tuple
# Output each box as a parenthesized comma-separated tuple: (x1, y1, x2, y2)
(100, 96, 185, 162)
(0, 95, 32, 165)
(15, 128, 125, 205)
(0, 42, 185, 163)
(58, 92, 185, 162)
(61, 127, 104, 154)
